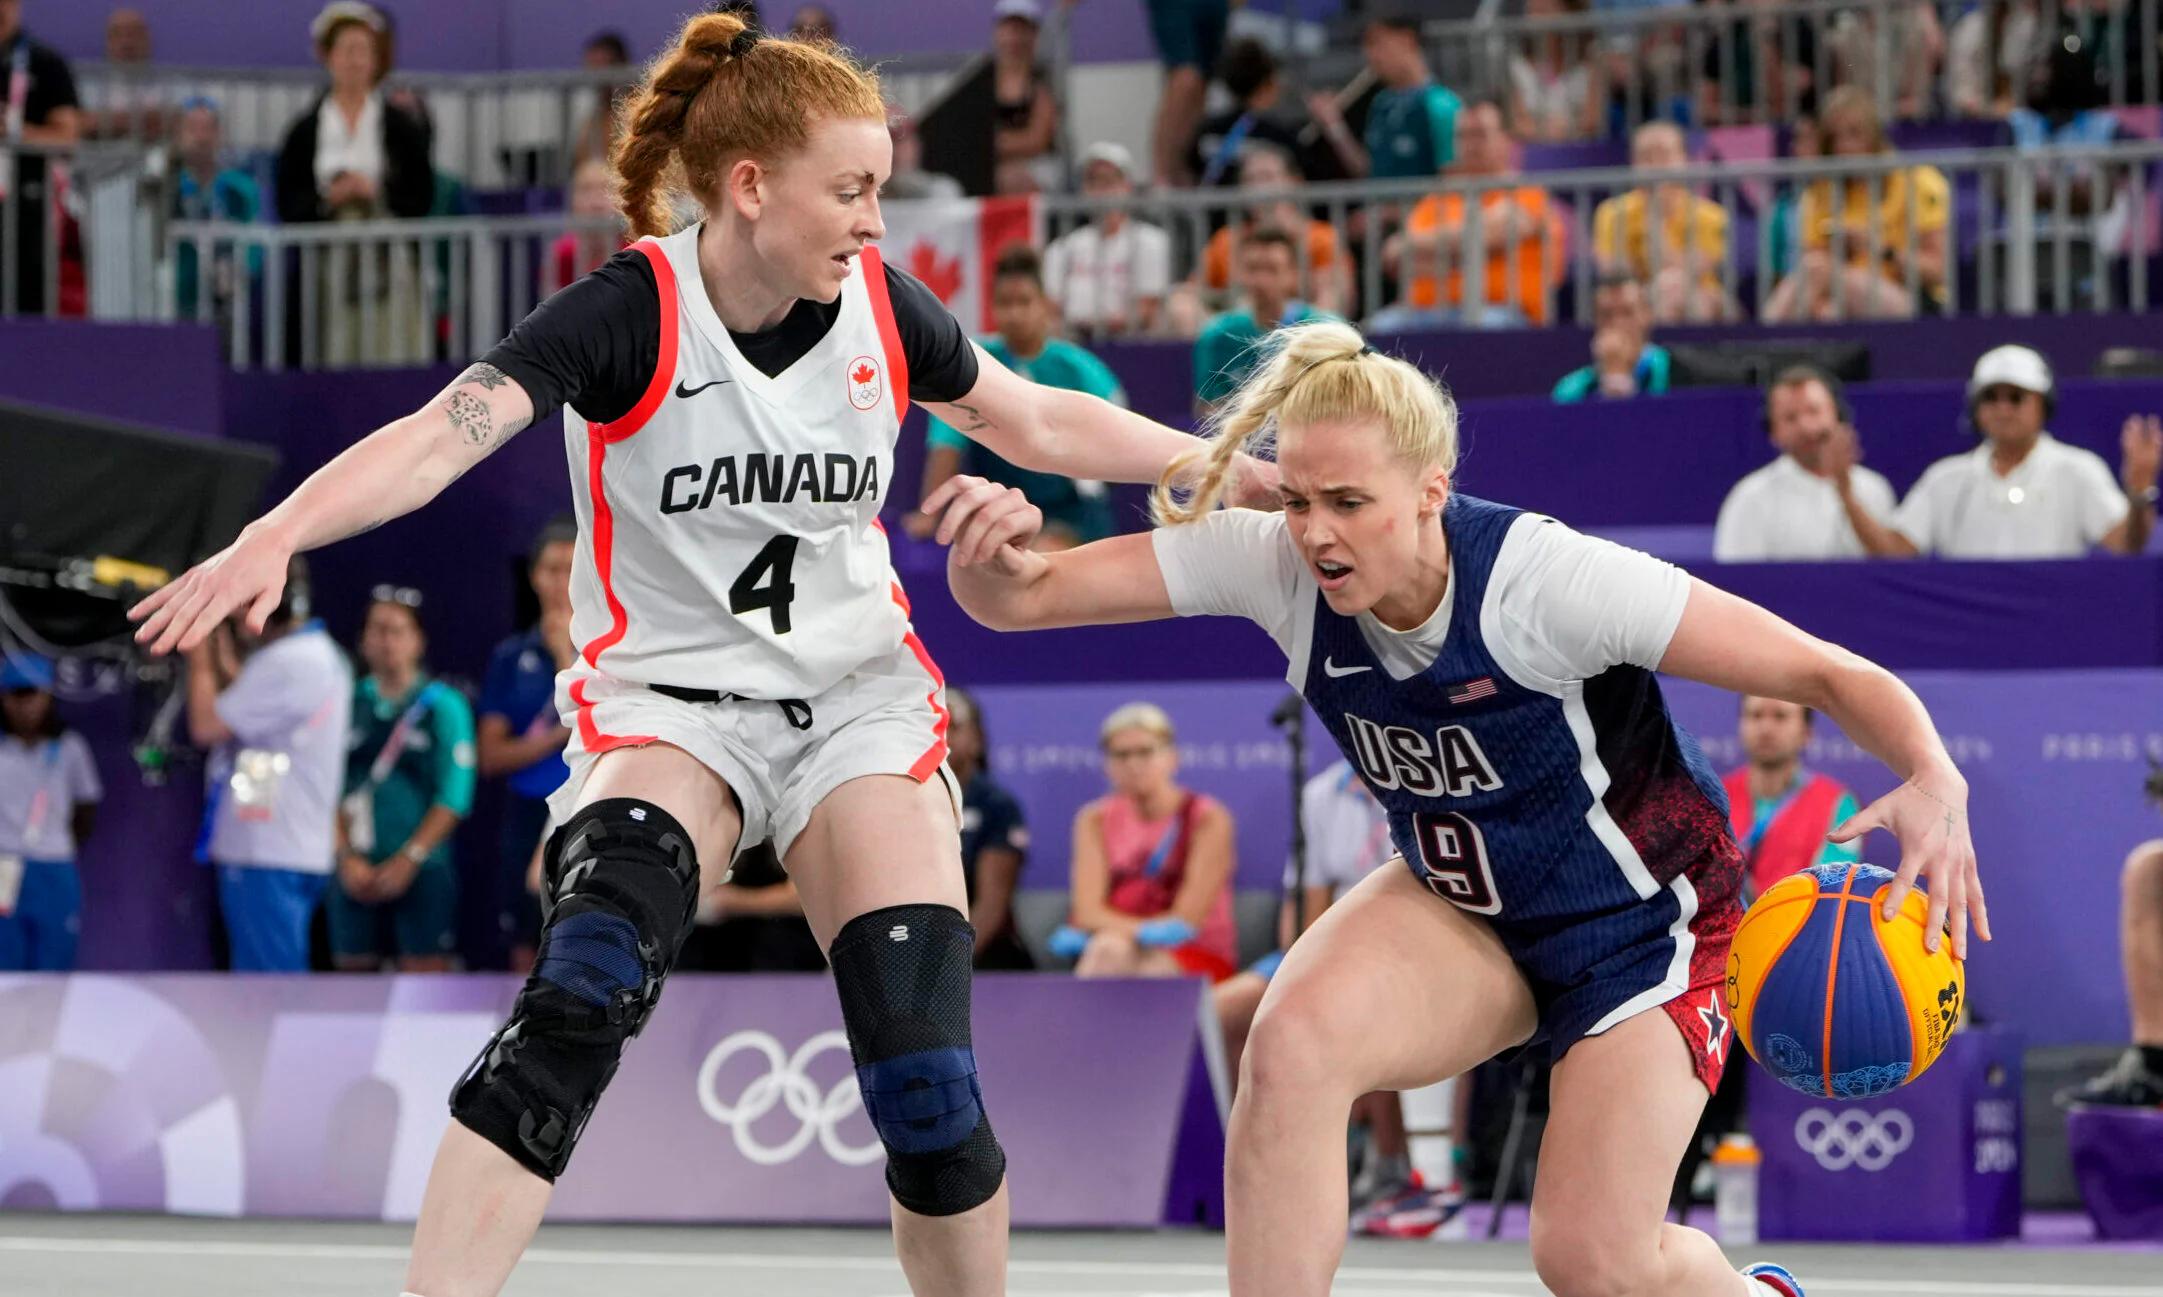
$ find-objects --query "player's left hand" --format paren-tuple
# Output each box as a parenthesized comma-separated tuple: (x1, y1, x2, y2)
(1228, 452, 1282, 510)
(1827, 767, 1987, 960)
(921, 474, 1044, 571)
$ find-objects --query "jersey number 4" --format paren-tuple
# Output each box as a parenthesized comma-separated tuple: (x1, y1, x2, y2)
(729, 535, 800, 634)
(1411, 812, 1502, 915)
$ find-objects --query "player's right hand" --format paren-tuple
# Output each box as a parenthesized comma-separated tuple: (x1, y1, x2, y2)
(128, 525, 294, 656)
(921, 474, 1043, 573)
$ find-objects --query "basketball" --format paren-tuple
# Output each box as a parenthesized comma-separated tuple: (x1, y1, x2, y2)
(1726, 861, 1965, 1098)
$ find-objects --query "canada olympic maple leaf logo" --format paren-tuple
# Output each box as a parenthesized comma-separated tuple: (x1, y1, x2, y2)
(906, 241, 964, 303)
(846, 354, 882, 411)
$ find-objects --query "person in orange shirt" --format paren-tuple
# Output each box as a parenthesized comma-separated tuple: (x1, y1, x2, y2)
(1592, 121, 1734, 322)
(1762, 86, 1949, 322)
(1375, 99, 1564, 330)
(1194, 145, 1353, 318)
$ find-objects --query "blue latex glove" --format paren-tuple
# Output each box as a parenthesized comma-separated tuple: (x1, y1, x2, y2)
(1248, 949, 1286, 981)
(1048, 924, 1091, 961)
(1135, 917, 1197, 949)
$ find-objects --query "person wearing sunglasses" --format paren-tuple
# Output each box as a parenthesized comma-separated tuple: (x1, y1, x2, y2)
(1832, 345, 2163, 558)
(329, 586, 476, 971)
(0, 654, 100, 970)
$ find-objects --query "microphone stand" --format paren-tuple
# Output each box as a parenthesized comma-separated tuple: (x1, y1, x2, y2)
(1270, 691, 1307, 939)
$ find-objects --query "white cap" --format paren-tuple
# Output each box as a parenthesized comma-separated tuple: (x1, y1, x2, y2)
(1968, 344, 2054, 399)
(993, 0, 1043, 24)
(1079, 141, 1136, 179)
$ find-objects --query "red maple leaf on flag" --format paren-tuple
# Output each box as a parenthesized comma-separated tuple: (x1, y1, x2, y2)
(906, 240, 964, 303)
(852, 362, 877, 386)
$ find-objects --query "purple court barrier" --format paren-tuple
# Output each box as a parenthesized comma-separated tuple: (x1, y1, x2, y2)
(2068, 1106, 2163, 1240)
(1755, 1028, 2023, 1243)
(0, 974, 1226, 1227)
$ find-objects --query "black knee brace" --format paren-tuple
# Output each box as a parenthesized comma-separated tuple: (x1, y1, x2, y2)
(449, 798, 700, 1180)
(830, 904, 1006, 1217)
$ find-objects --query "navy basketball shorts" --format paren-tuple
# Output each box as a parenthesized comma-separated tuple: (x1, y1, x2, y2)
(1459, 848, 1744, 1093)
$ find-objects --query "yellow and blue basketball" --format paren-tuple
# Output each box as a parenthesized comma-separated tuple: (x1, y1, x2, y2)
(1725, 861, 1964, 1098)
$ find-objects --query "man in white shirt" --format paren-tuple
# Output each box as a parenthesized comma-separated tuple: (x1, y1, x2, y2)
(1714, 366, 1898, 561)
(1042, 142, 1171, 339)
(184, 559, 352, 971)
(1838, 345, 2162, 558)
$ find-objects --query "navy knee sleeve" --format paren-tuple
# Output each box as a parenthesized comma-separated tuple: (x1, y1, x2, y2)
(830, 903, 1005, 1216)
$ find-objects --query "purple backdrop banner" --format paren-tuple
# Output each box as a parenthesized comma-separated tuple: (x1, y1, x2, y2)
(0, 320, 224, 437)
(974, 669, 2163, 1049)
(0, 973, 1225, 1227)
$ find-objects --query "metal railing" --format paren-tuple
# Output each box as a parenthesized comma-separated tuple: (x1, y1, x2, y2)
(0, 140, 161, 318)
(1044, 140, 2163, 330)
(1431, 0, 2163, 140)
(72, 51, 980, 191)
(9, 141, 2158, 358)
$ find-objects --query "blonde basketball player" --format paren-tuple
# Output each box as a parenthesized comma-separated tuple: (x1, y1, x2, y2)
(927, 321, 1987, 1297)
(129, 15, 1267, 1297)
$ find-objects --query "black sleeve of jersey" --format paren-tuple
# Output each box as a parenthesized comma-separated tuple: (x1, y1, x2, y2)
(884, 263, 980, 404)
(481, 248, 660, 427)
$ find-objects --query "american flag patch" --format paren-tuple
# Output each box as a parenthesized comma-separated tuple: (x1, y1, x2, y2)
(1447, 677, 1498, 704)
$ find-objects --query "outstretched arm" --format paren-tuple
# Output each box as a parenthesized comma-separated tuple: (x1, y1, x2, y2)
(1659, 578, 1986, 957)
(919, 343, 1278, 504)
(131, 364, 536, 653)
(926, 476, 1176, 632)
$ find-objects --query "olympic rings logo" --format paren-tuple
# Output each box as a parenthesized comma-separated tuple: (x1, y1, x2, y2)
(1793, 1107, 1914, 1172)
(695, 1029, 883, 1167)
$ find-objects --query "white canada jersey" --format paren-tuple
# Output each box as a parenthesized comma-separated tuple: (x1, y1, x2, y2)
(563, 227, 912, 699)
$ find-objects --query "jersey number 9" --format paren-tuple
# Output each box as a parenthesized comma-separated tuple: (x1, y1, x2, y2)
(1411, 811, 1502, 915)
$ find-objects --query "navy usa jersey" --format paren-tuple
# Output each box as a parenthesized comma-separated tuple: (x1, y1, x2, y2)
(1303, 494, 1736, 926)
(1154, 492, 1747, 1086)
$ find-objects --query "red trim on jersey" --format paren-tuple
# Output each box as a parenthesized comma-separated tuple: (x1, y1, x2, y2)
(592, 240, 680, 446)
(860, 244, 911, 425)
(578, 239, 680, 669)
(568, 677, 656, 754)
(887, 579, 948, 781)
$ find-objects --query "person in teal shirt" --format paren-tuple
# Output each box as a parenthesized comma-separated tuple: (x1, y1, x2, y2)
(1307, 15, 1460, 180)
(1195, 226, 1337, 411)
(330, 588, 476, 971)
(170, 97, 263, 321)
(907, 244, 1123, 548)
(1552, 275, 1672, 403)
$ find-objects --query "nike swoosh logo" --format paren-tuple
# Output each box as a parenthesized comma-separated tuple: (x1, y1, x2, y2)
(674, 379, 733, 399)
(1323, 657, 1371, 678)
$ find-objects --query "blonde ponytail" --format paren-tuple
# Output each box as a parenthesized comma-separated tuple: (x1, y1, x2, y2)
(1153, 320, 1458, 526)
(612, 11, 885, 239)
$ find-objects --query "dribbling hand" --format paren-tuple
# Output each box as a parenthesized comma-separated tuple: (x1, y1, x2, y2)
(129, 526, 294, 656)
(1827, 771, 1988, 960)
(920, 474, 1045, 576)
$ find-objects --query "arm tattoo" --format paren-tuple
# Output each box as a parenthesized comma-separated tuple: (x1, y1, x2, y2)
(949, 401, 995, 434)
(454, 362, 512, 390)
(445, 389, 494, 446)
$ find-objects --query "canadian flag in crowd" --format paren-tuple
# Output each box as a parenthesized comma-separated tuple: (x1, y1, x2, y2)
(876, 195, 1039, 332)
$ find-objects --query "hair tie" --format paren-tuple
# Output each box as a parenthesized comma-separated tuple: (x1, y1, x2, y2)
(1290, 343, 1375, 388)
(729, 28, 759, 57)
